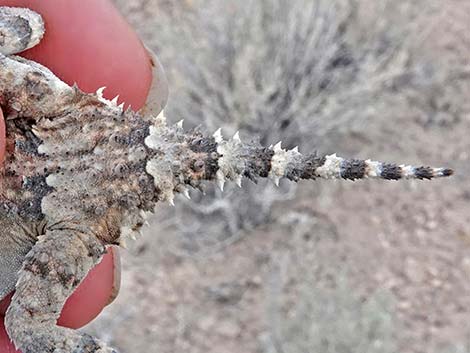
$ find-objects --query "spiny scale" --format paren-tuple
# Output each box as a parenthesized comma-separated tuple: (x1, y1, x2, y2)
(143, 112, 453, 206)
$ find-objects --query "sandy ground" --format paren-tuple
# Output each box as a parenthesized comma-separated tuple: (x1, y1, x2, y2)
(85, 1, 470, 352)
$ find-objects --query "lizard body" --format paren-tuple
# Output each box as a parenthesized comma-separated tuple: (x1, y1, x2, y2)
(0, 6, 452, 353)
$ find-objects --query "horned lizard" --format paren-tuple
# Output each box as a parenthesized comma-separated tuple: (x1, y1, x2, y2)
(0, 6, 453, 353)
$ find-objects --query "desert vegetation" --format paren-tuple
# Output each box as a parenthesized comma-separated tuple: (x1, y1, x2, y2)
(87, 1, 470, 352)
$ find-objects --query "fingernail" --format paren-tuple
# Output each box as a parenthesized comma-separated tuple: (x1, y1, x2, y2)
(106, 246, 121, 305)
(140, 44, 169, 116)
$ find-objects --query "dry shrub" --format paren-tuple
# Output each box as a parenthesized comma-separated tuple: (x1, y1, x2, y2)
(262, 274, 397, 353)
(126, 0, 430, 252)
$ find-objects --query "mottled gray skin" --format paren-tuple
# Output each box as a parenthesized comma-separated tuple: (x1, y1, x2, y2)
(0, 6, 453, 353)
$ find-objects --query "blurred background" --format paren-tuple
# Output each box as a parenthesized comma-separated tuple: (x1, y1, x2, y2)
(87, 1, 470, 352)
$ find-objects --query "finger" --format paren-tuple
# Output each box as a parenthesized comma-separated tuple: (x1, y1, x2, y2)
(57, 248, 117, 329)
(0, 0, 154, 333)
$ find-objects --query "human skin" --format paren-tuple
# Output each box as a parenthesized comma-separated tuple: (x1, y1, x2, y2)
(0, 0, 159, 351)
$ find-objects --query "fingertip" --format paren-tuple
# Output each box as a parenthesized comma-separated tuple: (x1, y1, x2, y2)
(58, 249, 116, 329)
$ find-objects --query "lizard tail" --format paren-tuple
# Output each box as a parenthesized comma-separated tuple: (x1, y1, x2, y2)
(143, 115, 453, 204)
(212, 129, 453, 188)
(288, 152, 452, 181)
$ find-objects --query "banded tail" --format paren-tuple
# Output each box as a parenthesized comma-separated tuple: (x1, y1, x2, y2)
(312, 154, 453, 181)
(212, 129, 453, 188)
(143, 113, 453, 204)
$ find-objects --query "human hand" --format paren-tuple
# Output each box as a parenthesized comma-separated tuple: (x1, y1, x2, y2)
(0, 0, 167, 351)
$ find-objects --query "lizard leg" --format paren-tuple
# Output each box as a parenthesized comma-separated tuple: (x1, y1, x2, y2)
(4, 228, 117, 353)
(0, 53, 76, 120)
(0, 7, 75, 120)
